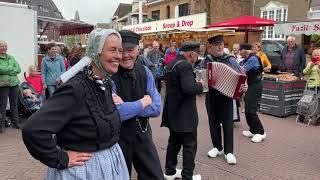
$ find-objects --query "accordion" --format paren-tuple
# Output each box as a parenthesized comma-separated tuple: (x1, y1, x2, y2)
(207, 62, 247, 100)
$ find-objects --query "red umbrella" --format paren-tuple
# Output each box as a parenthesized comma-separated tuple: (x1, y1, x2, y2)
(207, 16, 276, 42)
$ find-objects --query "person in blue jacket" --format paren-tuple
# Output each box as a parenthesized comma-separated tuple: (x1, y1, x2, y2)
(41, 43, 65, 98)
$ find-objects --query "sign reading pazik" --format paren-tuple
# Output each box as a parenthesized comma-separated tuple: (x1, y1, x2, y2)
(275, 21, 320, 35)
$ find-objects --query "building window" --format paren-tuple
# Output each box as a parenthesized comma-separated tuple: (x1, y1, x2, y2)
(268, 10, 274, 19)
(283, 9, 287, 21)
(262, 27, 267, 39)
(39, 5, 49, 12)
(151, 10, 160, 21)
(16, 0, 27, 5)
(178, 3, 189, 17)
(166, 5, 170, 19)
(268, 27, 274, 39)
(261, 3, 288, 41)
(55, 11, 62, 17)
(262, 11, 267, 19)
(276, 9, 281, 21)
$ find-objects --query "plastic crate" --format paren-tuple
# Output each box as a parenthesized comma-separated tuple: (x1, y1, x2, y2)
(259, 80, 306, 117)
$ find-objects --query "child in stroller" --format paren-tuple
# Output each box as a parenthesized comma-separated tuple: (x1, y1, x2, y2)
(17, 82, 41, 119)
(22, 89, 41, 111)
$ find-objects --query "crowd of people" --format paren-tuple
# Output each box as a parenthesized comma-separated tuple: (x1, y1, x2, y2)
(0, 28, 319, 180)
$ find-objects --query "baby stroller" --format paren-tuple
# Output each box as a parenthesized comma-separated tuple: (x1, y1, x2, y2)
(17, 81, 39, 119)
(296, 83, 320, 126)
(18, 71, 41, 119)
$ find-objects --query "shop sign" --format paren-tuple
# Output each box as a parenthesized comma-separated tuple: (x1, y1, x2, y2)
(275, 21, 320, 35)
(123, 21, 157, 34)
(122, 13, 207, 34)
(157, 13, 207, 32)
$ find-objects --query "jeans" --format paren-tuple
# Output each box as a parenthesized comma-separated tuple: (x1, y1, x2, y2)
(0, 86, 19, 127)
(46, 85, 57, 98)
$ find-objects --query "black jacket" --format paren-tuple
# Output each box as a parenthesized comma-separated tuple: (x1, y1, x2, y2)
(22, 72, 121, 169)
(112, 64, 148, 142)
(280, 45, 306, 77)
(161, 55, 203, 132)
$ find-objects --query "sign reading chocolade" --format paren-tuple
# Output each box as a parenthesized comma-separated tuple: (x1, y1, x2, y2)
(123, 13, 207, 34)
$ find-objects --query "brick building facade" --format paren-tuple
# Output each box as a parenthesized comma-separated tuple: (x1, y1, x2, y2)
(144, 0, 251, 24)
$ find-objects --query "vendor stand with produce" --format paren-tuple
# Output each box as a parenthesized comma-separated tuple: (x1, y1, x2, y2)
(260, 36, 307, 117)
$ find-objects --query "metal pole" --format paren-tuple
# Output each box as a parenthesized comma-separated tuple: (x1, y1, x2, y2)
(139, 0, 143, 24)
(253, 0, 255, 16)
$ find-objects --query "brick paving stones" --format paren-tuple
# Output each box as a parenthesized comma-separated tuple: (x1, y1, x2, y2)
(1, 95, 319, 180)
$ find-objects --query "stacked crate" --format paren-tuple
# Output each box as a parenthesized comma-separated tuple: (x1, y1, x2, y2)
(260, 80, 306, 117)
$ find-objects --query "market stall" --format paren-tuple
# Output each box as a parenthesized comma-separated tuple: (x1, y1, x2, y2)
(260, 73, 306, 117)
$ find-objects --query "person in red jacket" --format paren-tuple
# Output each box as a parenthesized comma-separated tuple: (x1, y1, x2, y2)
(164, 46, 178, 66)
(26, 65, 45, 101)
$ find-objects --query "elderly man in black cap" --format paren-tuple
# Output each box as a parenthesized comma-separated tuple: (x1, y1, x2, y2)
(111, 30, 164, 180)
(200, 35, 245, 165)
(239, 43, 266, 143)
(161, 41, 204, 180)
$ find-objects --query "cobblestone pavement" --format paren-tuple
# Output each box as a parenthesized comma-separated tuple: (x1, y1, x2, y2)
(1, 95, 320, 180)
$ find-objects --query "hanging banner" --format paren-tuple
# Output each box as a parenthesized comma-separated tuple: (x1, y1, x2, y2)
(123, 13, 207, 34)
(275, 21, 320, 35)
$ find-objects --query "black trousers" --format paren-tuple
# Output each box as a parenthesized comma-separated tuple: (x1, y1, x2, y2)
(0, 86, 19, 130)
(155, 77, 162, 93)
(205, 89, 234, 154)
(119, 122, 164, 180)
(165, 130, 197, 180)
(244, 82, 264, 134)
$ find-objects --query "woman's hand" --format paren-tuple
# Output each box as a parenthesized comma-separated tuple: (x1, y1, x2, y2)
(66, 151, 93, 168)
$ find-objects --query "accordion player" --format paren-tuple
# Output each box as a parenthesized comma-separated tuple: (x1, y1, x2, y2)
(207, 62, 247, 100)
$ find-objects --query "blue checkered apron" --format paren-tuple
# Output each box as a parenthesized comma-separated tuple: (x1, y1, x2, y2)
(45, 143, 129, 180)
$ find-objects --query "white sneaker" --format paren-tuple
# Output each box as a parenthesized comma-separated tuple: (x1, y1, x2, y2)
(207, 148, 223, 158)
(193, 174, 201, 180)
(242, 130, 254, 137)
(225, 153, 237, 165)
(164, 168, 182, 180)
(251, 132, 266, 143)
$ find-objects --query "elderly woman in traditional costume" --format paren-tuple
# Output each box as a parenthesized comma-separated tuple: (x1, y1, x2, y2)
(22, 29, 129, 180)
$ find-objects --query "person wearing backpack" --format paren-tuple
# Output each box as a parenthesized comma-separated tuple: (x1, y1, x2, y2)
(239, 43, 266, 143)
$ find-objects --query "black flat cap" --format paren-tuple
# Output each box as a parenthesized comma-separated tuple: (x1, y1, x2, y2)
(239, 43, 252, 50)
(180, 41, 200, 52)
(208, 35, 224, 45)
(118, 30, 141, 49)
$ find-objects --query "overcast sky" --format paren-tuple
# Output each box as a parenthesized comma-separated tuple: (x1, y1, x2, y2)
(52, 0, 132, 24)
